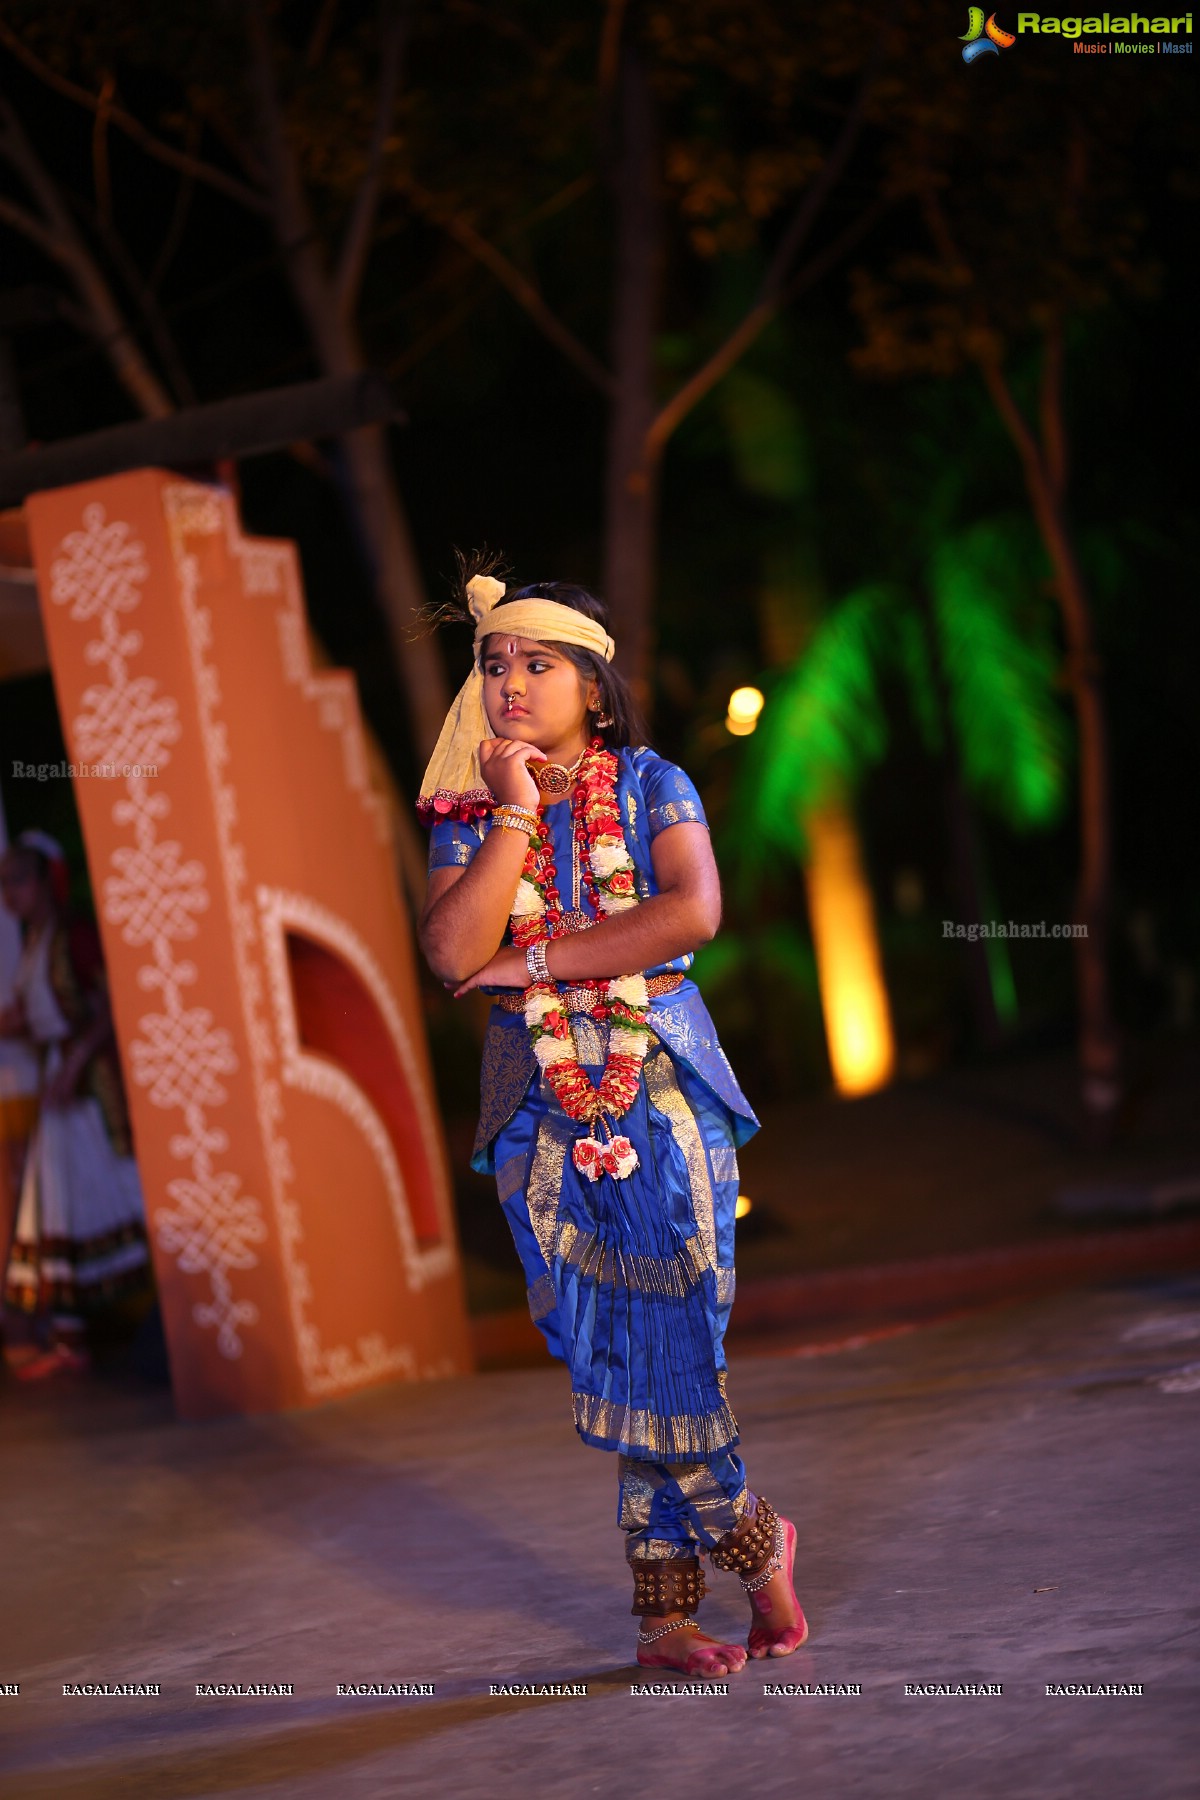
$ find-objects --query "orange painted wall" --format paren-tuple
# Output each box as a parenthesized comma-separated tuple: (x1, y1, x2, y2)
(25, 471, 472, 1418)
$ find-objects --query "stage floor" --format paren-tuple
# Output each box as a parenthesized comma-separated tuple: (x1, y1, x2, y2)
(2, 1275, 1198, 1799)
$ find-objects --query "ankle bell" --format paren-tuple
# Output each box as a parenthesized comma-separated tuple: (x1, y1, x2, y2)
(709, 1495, 782, 1584)
(630, 1556, 706, 1617)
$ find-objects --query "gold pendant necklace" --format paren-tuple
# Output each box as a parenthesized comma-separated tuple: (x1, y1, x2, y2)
(530, 746, 587, 799)
(559, 803, 590, 934)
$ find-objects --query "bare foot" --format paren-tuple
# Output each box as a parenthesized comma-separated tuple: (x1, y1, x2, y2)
(746, 1520, 809, 1659)
(636, 1617, 748, 1678)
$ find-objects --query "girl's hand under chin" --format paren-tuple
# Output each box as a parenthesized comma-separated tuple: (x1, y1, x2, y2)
(479, 736, 546, 809)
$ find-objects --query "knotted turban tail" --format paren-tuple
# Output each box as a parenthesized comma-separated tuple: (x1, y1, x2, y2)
(416, 666, 495, 823)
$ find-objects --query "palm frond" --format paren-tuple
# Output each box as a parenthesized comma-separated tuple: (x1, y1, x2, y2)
(930, 522, 1069, 831)
(736, 584, 895, 864)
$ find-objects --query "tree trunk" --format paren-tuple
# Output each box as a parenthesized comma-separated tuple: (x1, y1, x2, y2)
(1031, 483, 1118, 1125)
(914, 585, 1005, 1049)
(980, 348, 1120, 1135)
(602, 49, 661, 706)
(333, 423, 451, 757)
(245, 3, 449, 758)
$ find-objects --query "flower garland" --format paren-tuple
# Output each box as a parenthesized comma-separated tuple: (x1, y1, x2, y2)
(508, 741, 652, 1180)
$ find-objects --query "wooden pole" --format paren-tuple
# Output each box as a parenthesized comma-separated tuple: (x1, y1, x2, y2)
(0, 373, 401, 507)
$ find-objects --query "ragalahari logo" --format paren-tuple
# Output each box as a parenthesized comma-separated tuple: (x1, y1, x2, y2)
(961, 8, 1017, 58)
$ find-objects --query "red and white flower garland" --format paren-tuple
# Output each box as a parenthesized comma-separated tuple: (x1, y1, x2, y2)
(508, 742, 652, 1180)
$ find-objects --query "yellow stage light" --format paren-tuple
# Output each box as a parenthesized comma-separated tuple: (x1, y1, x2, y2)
(803, 805, 895, 1097)
(735, 1193, 753, 1220)
(727, 686, 765, 725)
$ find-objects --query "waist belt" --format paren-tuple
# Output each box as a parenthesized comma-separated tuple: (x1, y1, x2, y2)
(497, 971, 684, 1014)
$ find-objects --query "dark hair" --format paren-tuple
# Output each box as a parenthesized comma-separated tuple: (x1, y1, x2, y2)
(483, 581, 648, 750)
(0, 842, 49, 884)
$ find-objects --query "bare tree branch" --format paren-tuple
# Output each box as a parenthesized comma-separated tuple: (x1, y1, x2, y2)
(919, 182, 971, 286)
(919, 181, 1053, 492)
(0, 96, 173, 418)
(243, 0, 344, 366)
(403, 178, 614, 395)
(597, 0, 629, 104)
(242, 0, 451, 751)
(443, 0, 545, 59)
(977, 348, 1042, 480)
(192, 95, 269, 192)
(0, 190, 60, 260)
(650, 304, 776, 471)
(373, 168, 593, 258)
(354, 174, 594, 361)
(1040, 315, 1067, 500)
(639, 54, 882, 468)
(148, 116, 200, 292)
(642, 195, 886, 473)
(306, 0, 341, 68)
(386, 284, 486, 378)
(0, 18, 269, 215)
(334, 0, 411, 318)
(761, 51, 879, 305)
(784, 193, 887, 306)
(92, 73, 116, 229)
(84, 201, 198, 406)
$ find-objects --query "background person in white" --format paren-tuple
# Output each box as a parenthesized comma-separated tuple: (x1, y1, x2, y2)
(0, 831, 150, 1379)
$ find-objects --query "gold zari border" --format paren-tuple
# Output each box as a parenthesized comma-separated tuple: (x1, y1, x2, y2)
(527, 1273, 556, 1321)
(574, 1391, 740, 1460)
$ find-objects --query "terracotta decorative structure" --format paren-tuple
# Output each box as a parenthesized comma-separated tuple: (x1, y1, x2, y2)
(24, 470, 472, 1417)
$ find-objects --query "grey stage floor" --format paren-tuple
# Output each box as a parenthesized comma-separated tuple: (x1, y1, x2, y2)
(2, 1275, 1199, 1799)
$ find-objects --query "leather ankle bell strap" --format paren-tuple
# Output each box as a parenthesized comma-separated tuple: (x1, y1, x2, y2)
(630, 1556, 706, 1617)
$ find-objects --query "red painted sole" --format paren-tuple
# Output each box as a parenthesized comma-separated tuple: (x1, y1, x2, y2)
(747, 1517, 809, 1657)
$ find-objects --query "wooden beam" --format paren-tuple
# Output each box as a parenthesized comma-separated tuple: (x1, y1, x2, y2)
(0, 373, 403, 506)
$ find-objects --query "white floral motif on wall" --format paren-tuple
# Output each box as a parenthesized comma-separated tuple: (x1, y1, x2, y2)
(164, 483, 413, 1392)
(48, 502, 265, 1358)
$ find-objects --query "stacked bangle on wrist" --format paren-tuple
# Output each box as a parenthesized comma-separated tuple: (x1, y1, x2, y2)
(492, 802, 539, 836)
(525, 940, 552, 985)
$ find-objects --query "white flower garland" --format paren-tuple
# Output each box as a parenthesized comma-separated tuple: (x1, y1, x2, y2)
(510, 772, 652, 1177)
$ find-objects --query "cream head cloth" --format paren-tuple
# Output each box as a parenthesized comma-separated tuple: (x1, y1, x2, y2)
(416, 575, 616, 822)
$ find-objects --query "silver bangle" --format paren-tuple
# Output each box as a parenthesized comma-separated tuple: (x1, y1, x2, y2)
(526, 939, 551, 985)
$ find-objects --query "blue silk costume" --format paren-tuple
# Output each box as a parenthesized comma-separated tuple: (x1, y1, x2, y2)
(428, 746, 761, 1559)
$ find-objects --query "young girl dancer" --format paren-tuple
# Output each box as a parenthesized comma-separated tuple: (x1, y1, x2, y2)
(418, 567, 807, 1678)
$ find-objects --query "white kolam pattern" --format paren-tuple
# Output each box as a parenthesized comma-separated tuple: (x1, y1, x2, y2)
(164, 483, 454, 1395)
(47, 500, 266, 1359)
